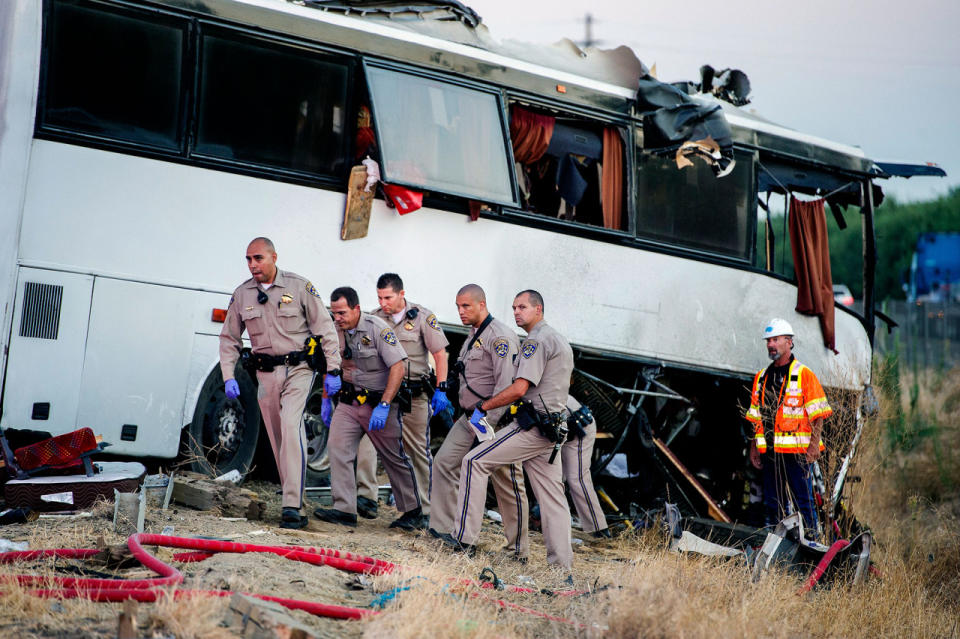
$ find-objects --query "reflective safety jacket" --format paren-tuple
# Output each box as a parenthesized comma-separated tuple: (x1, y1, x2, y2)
(746, 359, 832, 454)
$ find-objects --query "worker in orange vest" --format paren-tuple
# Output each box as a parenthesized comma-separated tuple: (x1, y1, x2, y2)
(746, 319, 832, 538)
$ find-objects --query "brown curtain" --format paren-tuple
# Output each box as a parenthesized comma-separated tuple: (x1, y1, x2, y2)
(510, 106, 555, 164)
(601, 127, 624, 230)
(789, 197, 838, 353)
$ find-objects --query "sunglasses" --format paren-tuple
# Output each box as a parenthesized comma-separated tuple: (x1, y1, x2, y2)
(257, 289, 269, 305)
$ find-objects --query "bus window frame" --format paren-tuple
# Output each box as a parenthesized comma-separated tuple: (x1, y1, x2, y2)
(36, 0, 193, 155)
(188, 22, 357, 183)
(498, 93, 637, 238)
(361, 58, 520, 208)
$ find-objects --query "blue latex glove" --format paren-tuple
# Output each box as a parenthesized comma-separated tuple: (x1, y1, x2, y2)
(368, 402, 390, 432)
(324, 372, 342, 395)
(224, 379, 240, 399)
(430, 390, 451, 415)
(321, 397, 333, 427)
(469, 408, 488, 434)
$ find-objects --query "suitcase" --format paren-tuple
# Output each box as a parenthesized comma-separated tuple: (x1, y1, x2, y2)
(3, 461, 146, 511)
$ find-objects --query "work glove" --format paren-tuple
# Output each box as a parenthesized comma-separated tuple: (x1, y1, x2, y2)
(469, 407, 488, 434)
(224, 379, 240, 399)
(430, 390, 451, 415)
(321, 397, 333, 427)
(324, 371, 342, 395)
(368, 402, 390, 432)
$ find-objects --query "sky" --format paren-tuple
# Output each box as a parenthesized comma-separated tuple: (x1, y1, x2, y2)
(471, 0, 959, 203)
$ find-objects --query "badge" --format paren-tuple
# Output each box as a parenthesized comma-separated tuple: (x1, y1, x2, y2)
(245, 306, 254, 311)
(473, 337, 483, 349)
(404, 321, 415, 331)
(305, 281, 321, 298)
(381, 328, 398, 345)
(426, 314, 440, 331)
(361, 335, 372, 346)
(281, 294, 294, 304)
(493, 337, 510, 358)
(521, 341, 538, 359)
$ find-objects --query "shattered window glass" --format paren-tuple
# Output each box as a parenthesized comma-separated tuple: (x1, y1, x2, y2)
(196, 32, 349, 176)
(636, 149, 755, 259)
(41, 2, 185, 150)
(365, 66, 515, 205)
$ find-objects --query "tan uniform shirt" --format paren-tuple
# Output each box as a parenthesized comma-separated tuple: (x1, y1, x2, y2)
(516, 320, 574, 414)
(219, 270, 340, 380)
(338, 313, 407, 391)
(372, 301, 448, 378)
(456, 316, 520, 425)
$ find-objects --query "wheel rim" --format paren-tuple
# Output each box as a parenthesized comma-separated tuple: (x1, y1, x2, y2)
(303, 388, 329, 473)
(200, 394, 245, 466)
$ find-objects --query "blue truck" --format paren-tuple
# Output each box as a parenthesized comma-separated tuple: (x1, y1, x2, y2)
(908, 232, 960, 302)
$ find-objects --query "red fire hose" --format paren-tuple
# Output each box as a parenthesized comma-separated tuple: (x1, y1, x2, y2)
(0, 533, 582, 625)
(797, 539, 851, 594)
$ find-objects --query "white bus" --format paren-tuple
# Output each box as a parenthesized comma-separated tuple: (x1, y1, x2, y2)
(0, 0, 937, 523)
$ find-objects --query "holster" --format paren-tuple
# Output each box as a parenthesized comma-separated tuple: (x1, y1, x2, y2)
(567, 405, 593, 440)
(338, 381, 383, 407)
(304, 335, 326, 371)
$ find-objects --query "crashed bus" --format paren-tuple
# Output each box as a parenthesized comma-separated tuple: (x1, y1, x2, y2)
(0, 0, 943, 559)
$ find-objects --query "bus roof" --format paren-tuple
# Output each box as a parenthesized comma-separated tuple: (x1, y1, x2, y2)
(164, 0, 876, 174)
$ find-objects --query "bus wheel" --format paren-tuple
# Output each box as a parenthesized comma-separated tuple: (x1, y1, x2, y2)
(302, 381, 330, 487)
(187, 366, 260, 477)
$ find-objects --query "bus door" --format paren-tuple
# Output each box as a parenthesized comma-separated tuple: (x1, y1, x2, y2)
(1, 268, 94, 435)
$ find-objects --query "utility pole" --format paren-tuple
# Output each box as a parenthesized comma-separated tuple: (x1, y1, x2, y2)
(578, 13, 600, 49)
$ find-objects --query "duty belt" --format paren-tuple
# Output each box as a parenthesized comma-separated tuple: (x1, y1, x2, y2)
(241, 348, 307, 372)
(338, 381, 384, 406)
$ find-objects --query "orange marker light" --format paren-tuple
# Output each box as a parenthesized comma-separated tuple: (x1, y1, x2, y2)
(556, 84, 567, 93)
(212, 308, 227, 323)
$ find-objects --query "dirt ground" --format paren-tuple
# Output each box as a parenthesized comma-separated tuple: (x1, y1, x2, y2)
(0, 477, 630, 639)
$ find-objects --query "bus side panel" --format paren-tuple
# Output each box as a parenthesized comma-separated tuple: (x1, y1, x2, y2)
(75, 278, 196, 457)
(182, 290, 235, 428)
(0, 268, 94, 433)
(0, 1, 42, 395)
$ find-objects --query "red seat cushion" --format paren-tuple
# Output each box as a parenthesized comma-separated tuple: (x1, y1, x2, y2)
(14, 428, 98, 471)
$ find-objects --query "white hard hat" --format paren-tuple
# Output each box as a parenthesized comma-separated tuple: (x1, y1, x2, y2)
(762, 318, 794, 339)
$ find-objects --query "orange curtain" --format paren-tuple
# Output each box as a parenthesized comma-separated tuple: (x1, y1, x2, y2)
(789, 197, 837, 353)
(601, 127, 624, 231)
(510, 106, 554, 164)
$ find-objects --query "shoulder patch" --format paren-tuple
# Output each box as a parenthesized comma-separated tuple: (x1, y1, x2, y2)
(521, 341, 538, 359)
(305, 281, 321, 298)
(426, 314, 441, 331)
(493, 337, 510, 358)
(380, 328, 398, 345)
(228, 295, 234, 307)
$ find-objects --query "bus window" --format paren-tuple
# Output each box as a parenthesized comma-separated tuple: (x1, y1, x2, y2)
(40, 1, 186, 150)
(509, 105, 626, 232)
(636, 148, 755, 260)
(364, 65, 516, 206)
(195, 32, 350, 177)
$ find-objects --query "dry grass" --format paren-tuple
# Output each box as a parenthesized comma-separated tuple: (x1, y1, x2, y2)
(2, 367, 959, 638)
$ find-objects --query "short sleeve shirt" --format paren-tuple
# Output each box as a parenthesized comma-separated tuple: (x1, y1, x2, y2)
(372, 301, 448, 377)
(339, 313, 407, 391)
(456, 316, 520, 423)
(516, 320, 574, 414)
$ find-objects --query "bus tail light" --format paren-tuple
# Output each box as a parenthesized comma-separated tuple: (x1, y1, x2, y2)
(211, 308, 227, 323)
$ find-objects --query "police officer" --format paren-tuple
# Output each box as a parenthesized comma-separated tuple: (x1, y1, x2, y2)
(440, 290, 574, 570)
(562, 396, 611, 538)
(314, 286, 422, 529)
(219, 237, 341, 530)
(429, 284, 529, 560)
(354, 273, 449, 522)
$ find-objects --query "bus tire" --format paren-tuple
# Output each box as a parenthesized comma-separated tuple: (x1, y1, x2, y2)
(187, 366, 260, 477)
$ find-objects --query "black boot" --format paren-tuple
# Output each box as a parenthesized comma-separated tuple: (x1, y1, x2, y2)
(389, 506, 426, 531)
(357, 496, 379, 519)
(436, 532, 476, 556)
(592, 528, 613, 539)
(313, 507, 358, 527)
(280, 507, 308, 530)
